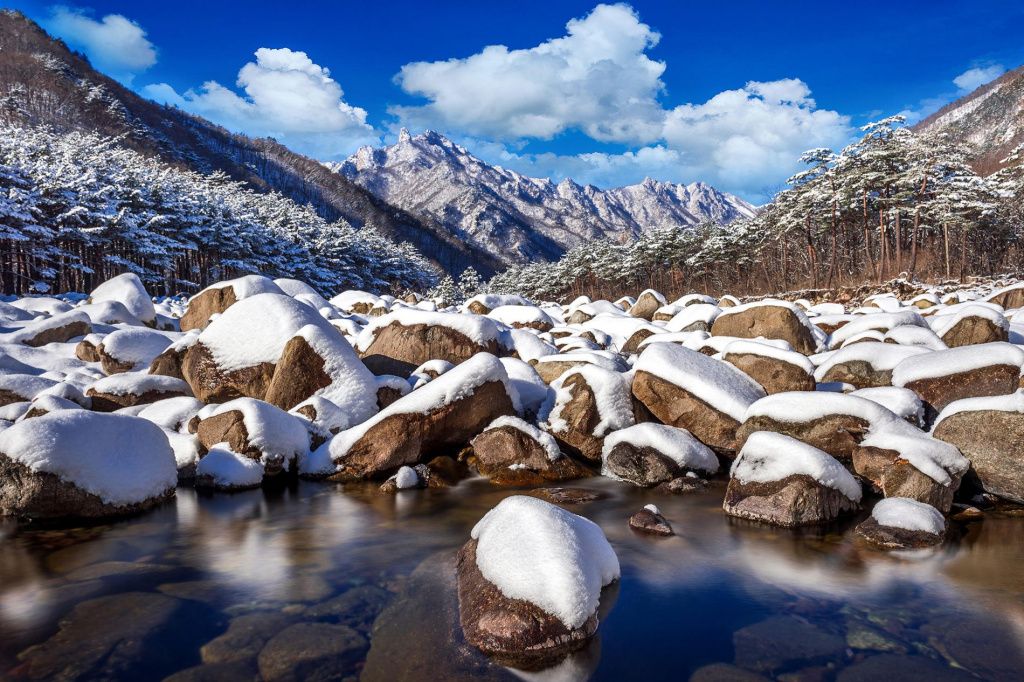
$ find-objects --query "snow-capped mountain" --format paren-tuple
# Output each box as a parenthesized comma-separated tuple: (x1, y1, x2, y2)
(916, 64, 1024, 174)
(336, 130, 756, 264)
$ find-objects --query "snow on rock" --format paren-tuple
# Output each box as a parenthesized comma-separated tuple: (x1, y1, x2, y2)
(88, 372, 191, 398)
(813, 342, 930, 386)
(89, 273, 155, 325)
(882, 325, 947, 350)
(463, 293, 532, 314)
(507, 328, 558, 364)
(665, 304, 721, 332)
(870, 497, 946, 535)
(355, 308, 508, 353)
(98, 328, 174, 373)
(602, 422, 719, 474)
(487, 305, 555, 330)
(892, 342, 1024, 386)
(485, 416, 562, 461)
(2, 310, 91, 347)
(469, 495, 619, 629)
(0, 411, 176, 508)
(711, 299, 820, 354)
(828, 310, 928, 349)
(198, 398, 310, 470)
(391, 465, 421, 490)
(136, 397, 205, 433)
(731, 431, 862, 502)
(542, 364, 634, 439)
(850, 387, 925, 426)
(0, 374, 59, 404)
(499, 357, 550, 419)
(932, 389, 1024, 428)
(195, 444, 265, 490)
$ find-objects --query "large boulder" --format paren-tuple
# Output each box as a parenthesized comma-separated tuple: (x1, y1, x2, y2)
(195, 398, 310, 476)
(540, 364, 635, 462)
(601, 422, 719, 486)
(179, 275, 284, 331)
(929, 305, 1009, 347)
(892, 342, 1024, 416)
(723, 432, 862, 527)
(97, 328, 174, 375)
(305, 353, 516, 480)
(710, 300, 819, 355)
(932, 391, 1024, 503)
(457, 496, 619, 668)
(0, 411, 176, 518)
(3, 310, 91, 347)
(355, 309, 510, 376)
(814, 342, 929, 389)
(531, 351, 627, 384)
(720, 339, 815, 394)
(627, 289, 667, 320)
(469, 416, 588, 485)
(986, 282, 1024, 310)
(632, 343, 765, 455)
(87, 373, 193, 412)
(181, 294, 377, 423)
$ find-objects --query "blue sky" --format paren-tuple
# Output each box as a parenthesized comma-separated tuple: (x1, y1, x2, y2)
(9, 1, 1024, 200)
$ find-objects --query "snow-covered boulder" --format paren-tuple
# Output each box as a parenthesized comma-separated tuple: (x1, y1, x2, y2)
(0, 374, 58, 407)
(710, 299, 819, 355)
(664, 303, 721, 333)
(96, 327, 174, 375)
(813, 342, 929, 389)
(195, 398, 310, 476)
(136, 396, 205, 432)
(850, 387, 924, 426)
(498, 357, 549, 419)
(627, 289, 667, 320)
(855, 498, 946, 550)
(929, 304, 1009, 347)
(985, 282, 1024, 310)
(86, 372, 193, 412)
(470, 416, 586, 485)
(463, 293, 531, 315)
(305, 353, 517, 480)
(602, 422, 718, 487)
(89, 273, 155, 326)
(487, 305, 555, 332)
(0, 411, 176, 518)
(195, 444, 264, 491)
(724, 432, 862, 527)
(457, 495, 619, 667)
(629, 503, 673, 535)
(720, 339, 815, 394)
(355, 309, 511, 377)
(181, 294, 377, 421)
(828, 310, 928, 349)
(179, 275, 284, 331)
(632, 343, 765, 454)
(540, 364, 635, 462)
(892, 342, 1024, 415)
(373, 374, 411, 409)
(932, 391, 1024, 503)
(408, 359, 455, 390)
(532, 350, 627, 384)
(2, 310, 91, 347)
(330, 290, 387, 315)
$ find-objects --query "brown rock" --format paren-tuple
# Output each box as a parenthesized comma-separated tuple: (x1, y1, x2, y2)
(180, 286, 236, 332)
(986, 285, 1024, 310)
(256, 622, 367, 682)
(359, 321, 504, 376)
(328, 380, 515, 480)
(633, 370, 745, 455)
(22, 320, 91, 347)
(376, 384, 406, 409)
(818, 359, 893, 389)
(629, 507, 673, 535)
(854, 516, 944, 550)
(932, 408, 1024, 503)
(87, 385, 191, 412)
(603, 441, 687, 487)
(724, 352, 815, 394)
(710, 304, 817, 354)
(621, 328, 656, 354)
(148, 344, 187, 380)
(527, 487, 605, 504)
(628, 290, 665, 320)
(75, 338, 101, 362)
(263, 335, 332, 410)
(939, 315, 1008, 347)
(96, 343, 136, 375)
(0, 455, 172, 519)
(900, 363, 1020, 414)
(723, 474, 859, 527)
(852, 446, 962, 512)
(470, 425, 588, 485)
(545, 371, 629, 462)
(457, 538, 597, 668)
(181, 342, 276, 404)
(737, 413, 871, 463)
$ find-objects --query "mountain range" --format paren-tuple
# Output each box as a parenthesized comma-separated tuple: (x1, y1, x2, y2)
(335, 130, 756, 264)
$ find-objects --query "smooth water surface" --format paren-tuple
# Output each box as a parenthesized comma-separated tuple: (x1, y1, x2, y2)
(1, 478, 1023, 680)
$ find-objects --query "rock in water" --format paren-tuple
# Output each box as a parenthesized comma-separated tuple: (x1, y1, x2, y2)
(855, 497, 946, 550)
(470, 417, 588, 485)
(601, 422, 719, 487)
(457, 495, 619, 668)
(541, 364, 635, 462)
(629, 504, 673, 535)
(0, 411, 176, 519)
(724, 432, 862, 527)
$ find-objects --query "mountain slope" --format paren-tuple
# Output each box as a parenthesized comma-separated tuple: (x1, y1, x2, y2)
(0, 10, 501, 276)
(916, 64, 1024, 174)
(337, 130, 756, 264)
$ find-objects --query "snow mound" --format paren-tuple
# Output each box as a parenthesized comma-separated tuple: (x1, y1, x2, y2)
(90, 273, 155, 324)
(0, 411, 176, 505)
(871, 497, 945, 534)
(206, 398, 310, 466)
(392, 465, 420, 489)
(932, 389, 1024, 428)
(636, 343, 766, 421)
(542, 364, 634, 437)
(471, 495, 619, 629)
(850, 387, 924, 425)
(487, 305, 554, 328)
(136, 397, 205, 432)
(602, 423, 718, 474)
(99, 328, 174, 371)
(196, 444, 265, 488)
(731, 431, 862, 501)
(829, 310, 927, 348)
(200, 274, 283, 301)
(88, 372, 190, 397)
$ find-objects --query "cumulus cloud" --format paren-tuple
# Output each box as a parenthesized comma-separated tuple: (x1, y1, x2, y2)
(661, 79, 851, 196)
(143, 48, 378, 159)
(43, 6, 157, 84)
(392, 3, 666, 143)
(953, 64, 1006, 93)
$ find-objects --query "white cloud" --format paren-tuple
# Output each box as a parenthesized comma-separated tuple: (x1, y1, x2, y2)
(661, 79, 851, 196)
(392, 3, 666, 143)
(43, 6, 157, 84)
(952, 64, 1005, 93)
(143, 48, 378, 159)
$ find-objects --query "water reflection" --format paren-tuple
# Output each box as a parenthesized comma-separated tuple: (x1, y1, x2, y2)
(0, 478, 1022, 680)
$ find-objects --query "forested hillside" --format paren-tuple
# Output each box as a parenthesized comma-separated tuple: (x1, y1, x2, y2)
(0, 10, 500, 277)
(489, 117, 1024, 300)
(0, 123, 437, 295)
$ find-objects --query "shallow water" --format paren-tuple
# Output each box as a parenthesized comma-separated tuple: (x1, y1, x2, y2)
(1, 478, 1023, 680)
